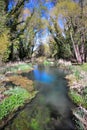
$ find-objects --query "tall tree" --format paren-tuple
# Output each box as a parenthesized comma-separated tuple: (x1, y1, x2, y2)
(50, 0, 87, 63)
(0, 0, 10, 62)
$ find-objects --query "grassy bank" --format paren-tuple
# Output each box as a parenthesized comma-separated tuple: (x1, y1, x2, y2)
(0, 63, 37, 128)
(0, 87, 37, 120)
(66, 64, 87, 130)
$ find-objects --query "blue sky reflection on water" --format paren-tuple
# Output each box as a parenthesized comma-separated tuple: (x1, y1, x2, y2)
(33, 69, 54, 84)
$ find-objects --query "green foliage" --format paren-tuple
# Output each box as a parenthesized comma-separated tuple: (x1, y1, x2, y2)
(43, 60, 51, 65)
(30, 118, 40, 130)
(7, 63, 32, 72)
(0, 0, 7, 33)
(69, 88, 87, 108)
(30, 104, 50, 130)
(0, 32, 10, 62)
(60, 44, 72, 59)
(2, 46, 11, 62)
(0, 0, 10, 62)
(82, 87, 87, 108)
(0, 87, 35, 120)
(74, 70, 80, 80)
(79, 64, 87, 71)
(69, 90, 83, 105)
(82, 87, 87, 95)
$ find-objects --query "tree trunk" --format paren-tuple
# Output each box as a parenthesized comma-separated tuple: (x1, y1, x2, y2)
(70, 32, 82, 63)
(9, 43, 14, 61)
(80, 42, 85, 63)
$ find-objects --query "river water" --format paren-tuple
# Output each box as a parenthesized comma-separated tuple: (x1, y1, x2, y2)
(3, 65, 75, 130)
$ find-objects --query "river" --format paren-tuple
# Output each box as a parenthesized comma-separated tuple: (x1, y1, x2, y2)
(3, 65, 75, 130)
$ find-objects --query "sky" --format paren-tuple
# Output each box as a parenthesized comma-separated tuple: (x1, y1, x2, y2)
(8, 0, 56, 11)
(8, 0, 64, 50)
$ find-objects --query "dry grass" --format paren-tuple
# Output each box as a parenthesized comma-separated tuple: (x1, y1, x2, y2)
(8, 76, 34, 92)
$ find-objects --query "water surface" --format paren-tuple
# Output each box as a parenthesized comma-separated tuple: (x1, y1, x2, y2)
(4, 65, 75, 130)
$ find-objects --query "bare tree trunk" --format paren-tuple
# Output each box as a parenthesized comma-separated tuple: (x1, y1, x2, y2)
(80, 42, 85, 63)
(70, 32, 82, 63)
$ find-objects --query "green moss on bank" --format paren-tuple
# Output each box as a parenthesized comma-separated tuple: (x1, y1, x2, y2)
(67, 64, 87, 109)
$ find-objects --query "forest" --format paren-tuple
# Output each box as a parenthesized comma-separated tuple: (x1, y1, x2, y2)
(0, 0, 87, 130)
(0, 0, 87, 63)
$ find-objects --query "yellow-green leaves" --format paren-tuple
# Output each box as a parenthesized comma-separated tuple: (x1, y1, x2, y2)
(0, 32, 10, 60)
(51, 0, 80, 18)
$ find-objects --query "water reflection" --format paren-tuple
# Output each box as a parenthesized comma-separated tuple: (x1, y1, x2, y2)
(33, 67, 54, 84)
(3, 65, 75, 130)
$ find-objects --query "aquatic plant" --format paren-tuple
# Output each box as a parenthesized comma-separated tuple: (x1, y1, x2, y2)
(30, 118, 40, 130)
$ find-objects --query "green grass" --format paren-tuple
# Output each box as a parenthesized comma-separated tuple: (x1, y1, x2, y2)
(43, 60, 51, 65)
(69, 89, 87, 108)
(6, 63, 32, 72)
(0, 87, 36, 120)
(80, 63, 87, 71)
(74, 63, 87, 71)
(68, 90, 83, 105)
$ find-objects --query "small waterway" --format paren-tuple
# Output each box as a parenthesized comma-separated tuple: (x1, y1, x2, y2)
(3, 65, 75, 130)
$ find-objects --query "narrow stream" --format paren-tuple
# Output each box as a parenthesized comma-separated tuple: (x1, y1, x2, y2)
(3, 65, 75, 130)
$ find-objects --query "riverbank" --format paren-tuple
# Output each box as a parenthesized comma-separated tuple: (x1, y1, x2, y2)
(0, 63, 37, 129)
(0, 60, 87, 130)
(66, 64, 87, 130)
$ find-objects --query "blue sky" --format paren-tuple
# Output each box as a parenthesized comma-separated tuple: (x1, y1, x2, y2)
(8, 0, 56, 12)
(8, 0, 64, 48)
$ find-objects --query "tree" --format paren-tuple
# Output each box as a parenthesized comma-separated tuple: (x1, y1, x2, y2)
(0, 0, 10, 63)
(50, 0, 87, 63)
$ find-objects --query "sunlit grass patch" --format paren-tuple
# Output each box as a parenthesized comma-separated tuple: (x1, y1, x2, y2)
(0, 87, 37, 120)
(79, 63, 87, 71)
(6, 63, 33, 73)
(69, 88, 87, 109)
(68, 90, 83, 106)
(43, 60, 51, 65)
